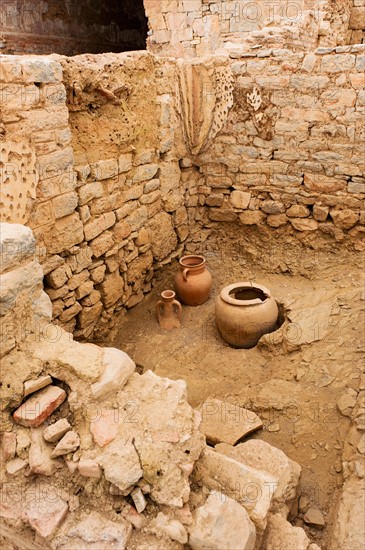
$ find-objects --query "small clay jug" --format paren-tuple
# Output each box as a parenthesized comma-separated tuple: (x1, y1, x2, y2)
(156, 290, 182, 330)
(174, 255, 212, 306)
(215, 282, 278, 348)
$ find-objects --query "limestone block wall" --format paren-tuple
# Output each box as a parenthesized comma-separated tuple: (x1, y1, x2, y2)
(348, 0, 365, 44)
(181, 46, 365, 251)
(0, 223, 53, 358)
(145, 0, 356, 59)
(0, 52, 190, 341)
(1, 47, 364, 343)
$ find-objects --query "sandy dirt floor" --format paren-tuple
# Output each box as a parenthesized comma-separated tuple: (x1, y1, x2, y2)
(111, 226, 365, 547)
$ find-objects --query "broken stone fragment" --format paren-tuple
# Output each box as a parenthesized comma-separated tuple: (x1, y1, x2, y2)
(43, 418, 71, 443)
(62, 511, 132, 548)
(24, 483, 69, 538)
(90, 347, 135, 399)
(131, 487, 147, 513)
(97, 439, 143, 492)
(193, 448, 276, 532)
(1, 431, 16, 461)
(189, 492, 256, 550)
(215, 439, 301, 515)
(78, 459, 101, 478)
(6, 457, 28, 475)
(303, 507, 325, 529)
(337, 390, 357, 417)
(265, 513, 311, 550)
(13, 385, 66, 427)
(155, 512, 188, 544)
(199, 397, 263, 445)
(121, 504, 146, 529)
(29, 427, 63, 476)
(89, 408, 119, 447)
(24, 374, 52, 397)
(51, 431, 80, 458)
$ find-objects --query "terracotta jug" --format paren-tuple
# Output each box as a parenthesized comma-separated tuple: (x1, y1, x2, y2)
(156, 290, 182, 330)
(215, 282, 278, 348)
(174, 255, 212, 306)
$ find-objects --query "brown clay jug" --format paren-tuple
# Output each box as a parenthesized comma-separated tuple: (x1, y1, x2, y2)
(215, 282, 278, 348)
(174, 255, 212, 306)
(156, 290, 182, 330)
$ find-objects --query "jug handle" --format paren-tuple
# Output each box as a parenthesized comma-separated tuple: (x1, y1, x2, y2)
(172, 300, 182, 320)
(182, 268, 190, 281)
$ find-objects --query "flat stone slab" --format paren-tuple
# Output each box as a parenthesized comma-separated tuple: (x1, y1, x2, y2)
(43, 418, 71, 443)
(13, 385, 66, 427)
(199, 398, 263, 445)
(24, 375, 52, 397)
(193, 448, 276, 532)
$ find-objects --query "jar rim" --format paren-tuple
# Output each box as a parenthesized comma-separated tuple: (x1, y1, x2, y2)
(179, 255, 206, 268)
(220, 282, 271, 306)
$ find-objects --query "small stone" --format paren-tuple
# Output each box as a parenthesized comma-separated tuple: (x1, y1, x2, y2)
(6, 457, 28, 475)
(337, 392, 357, 417)
(78, 459, 101, 478)
(29, 427, 62, 475)
(16, 428, 30, 453)
(91, 348, 135, 399)
(24, 484, 68, 538)
(199, 398, 263, 445)
(90, 408, 119, 448)
(155, 513, 188, 545)
(51, 431, 80, 458)
(13, 386, 66, 428)
(290, 218, 318, 232)
(303, 507, 325, 529)
(1, 432, 16, 461)
(121, 504, 146, 529)
(43, 418, 71, 443)
(189, 492, 256, 550)
(131, 488, 147, 513)
(299, 496, 310, 513)
(230, 190, 251, 209)
(24, 375, 52, 397)
(268, 423, 280, 432)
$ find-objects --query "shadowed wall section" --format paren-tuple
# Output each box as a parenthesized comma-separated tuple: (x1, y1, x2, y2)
(0, 0, 148, 55)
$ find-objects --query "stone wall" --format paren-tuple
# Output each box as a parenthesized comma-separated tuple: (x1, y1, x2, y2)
(0, 52, 191, 341)
(145, 0, 357, 59)
(180, 45, 365, 253)
(1, 46, 364, 340)
(348, 0, 365, 44)
(0, 0, 147, 56)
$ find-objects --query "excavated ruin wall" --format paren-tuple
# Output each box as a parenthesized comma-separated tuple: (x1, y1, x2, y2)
(181, 46, 365, 254)
(1, 46, 364, 340)
(145, 0, 360, 58)
(0, 52, 191, 341)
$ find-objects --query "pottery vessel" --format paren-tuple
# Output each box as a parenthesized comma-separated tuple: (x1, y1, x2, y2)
(215, 282, 278, 348)
(175, 255, 212, 306)
(156, 290, 182, 330)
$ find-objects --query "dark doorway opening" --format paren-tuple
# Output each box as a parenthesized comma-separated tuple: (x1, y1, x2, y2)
(0, 0, 148, 56)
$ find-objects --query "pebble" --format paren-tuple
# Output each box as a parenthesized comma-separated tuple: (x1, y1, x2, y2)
(6, 457, 28, 475)
(43, 418, 71, 443)
(303, 507, 325, 529)
(268, 423, 280, 432)
(299, 495, 309, 513)
(51, 431, 80, 458)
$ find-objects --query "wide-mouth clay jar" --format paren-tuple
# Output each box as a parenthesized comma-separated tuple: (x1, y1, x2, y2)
(215, 282, 279, 348)
(174, 255, 212, 306)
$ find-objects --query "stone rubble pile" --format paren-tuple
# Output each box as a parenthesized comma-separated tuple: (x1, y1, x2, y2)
(1, 347, 322, 550)
(0, 221, 325, 549)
